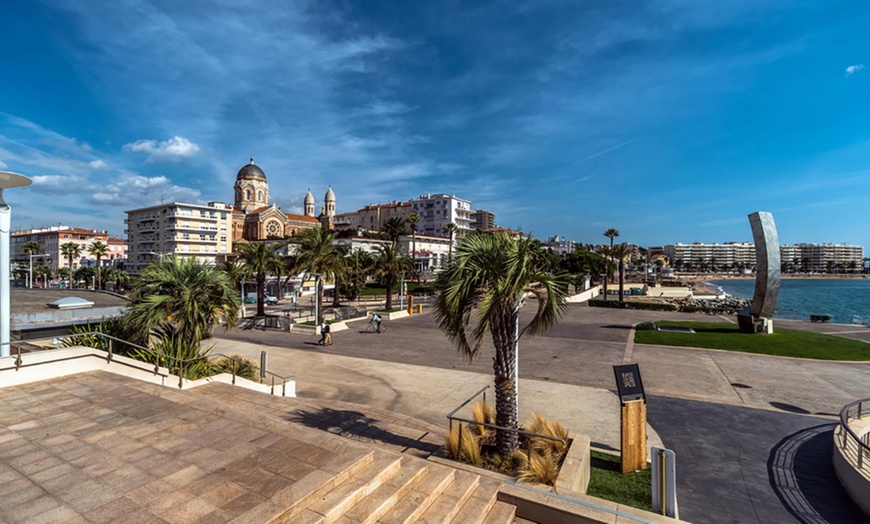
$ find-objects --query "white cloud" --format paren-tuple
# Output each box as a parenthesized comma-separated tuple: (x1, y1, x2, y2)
(89, 159, 109, 170)
(846, 64, 865, 76)
(123, 136, 200, 162)
(31, 174, 87, 194)
(91, 174, 201, 206)
(0, 159, 6, 169)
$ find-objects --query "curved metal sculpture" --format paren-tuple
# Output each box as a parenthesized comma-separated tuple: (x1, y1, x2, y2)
(739, 211, 780, 333)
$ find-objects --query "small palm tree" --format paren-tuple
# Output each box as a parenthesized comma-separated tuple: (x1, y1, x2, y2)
(60, 242, 82, 287)
(33, 264, 51, 288)
(346, 248, 374, 301)
(125, 255, 240, 345)
(88, 241, 109, 290)
(294, 228, 342, 322)
(219, 259, 251, 296)
(235, 241, 284, 317)
(602, 228, 620, 299)
(443, 223, 459, 260)
(408, 213, 420, 273)
(434, 231, 570, 456)
(382, 216, 407, 245)
(373, 242, 412, 310)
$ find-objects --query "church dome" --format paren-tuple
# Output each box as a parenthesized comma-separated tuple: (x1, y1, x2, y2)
(325, 185, 335, 201)
(236, 157, 266, 182)
(304, 189, 315, 204)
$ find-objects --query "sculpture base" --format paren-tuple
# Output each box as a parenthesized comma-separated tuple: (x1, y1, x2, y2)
(738, 308, 773, 334)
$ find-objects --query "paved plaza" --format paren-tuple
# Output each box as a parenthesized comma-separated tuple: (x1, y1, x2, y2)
(214, 303, 870, 523)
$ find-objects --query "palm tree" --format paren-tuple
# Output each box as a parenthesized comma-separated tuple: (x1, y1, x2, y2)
(57, 267, 70, 287)
(22, 241, 40, 288)
(294, 228, 342, 323)
(443, 223, 459, 260)
(372, 242, 412, 310)
(60, 242, 81, 287)
(408, 213, 420, 273)
(235, 241, 284, 317)
(88, 241, 110, 290)
(611, 243, 631, 303)
(433, 231, 570, 456)
(602, 228, 620, 299)
(382, 216, 407, 245)
(218, 259, 251, 300)
(33, 264, 51, 288)
(124, 255, 240, 344)
(346, 248, 374, 301)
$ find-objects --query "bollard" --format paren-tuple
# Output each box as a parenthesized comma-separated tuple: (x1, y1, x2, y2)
(260, 351, 268, 383)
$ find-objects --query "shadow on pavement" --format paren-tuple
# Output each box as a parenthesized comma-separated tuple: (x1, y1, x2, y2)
(770, 401, 812, 414)
(767, 423, 864, 523)
(286, 407, 440, 457)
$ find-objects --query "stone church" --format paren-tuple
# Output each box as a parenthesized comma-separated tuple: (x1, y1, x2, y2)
(232, 158, 335, 242)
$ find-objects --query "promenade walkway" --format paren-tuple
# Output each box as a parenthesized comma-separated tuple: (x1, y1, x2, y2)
(214, 303, 870, 522)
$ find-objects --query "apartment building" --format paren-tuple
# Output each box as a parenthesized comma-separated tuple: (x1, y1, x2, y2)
(471, 209, 496, 231)
(655, 242, 757, 269)
(12, 226, 110, 274)
(125, 201, 234, 274)
(398, 233, 452, 273)
(410, 193, 474, 239)
(356, 201, 413, 231)
(781, 243, 864, 272)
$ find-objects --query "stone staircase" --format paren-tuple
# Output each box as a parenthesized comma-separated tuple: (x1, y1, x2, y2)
(185, 382, 517, 523)
(268, 450, 515, 523)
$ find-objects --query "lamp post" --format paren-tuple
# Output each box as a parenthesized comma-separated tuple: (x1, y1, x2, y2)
(0, 172, 33, 358)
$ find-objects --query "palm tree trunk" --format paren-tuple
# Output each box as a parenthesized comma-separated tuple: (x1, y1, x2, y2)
(332, 275, 341, 308)
(96, 257, 102, 290)
(385, 275, 394, 310)
(256, 274, 266, 317)
(618, 259, 625, 303)
(490, 306, 519, 455)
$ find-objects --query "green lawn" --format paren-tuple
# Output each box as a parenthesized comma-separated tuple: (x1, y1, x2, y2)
(358, 283, 431, 296)
(587, 451, 651, 511)
(635, 321, 870, 360)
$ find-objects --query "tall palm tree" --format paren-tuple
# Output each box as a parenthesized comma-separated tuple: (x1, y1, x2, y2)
(407, 213, 420, 273)
(294, 228, 342, 323)
(434, 231, 570, 456)
(235, 241, 284, 317)
(88, 240, 110, 290)
(125, 255, 240, 344)
(60, 242, 81, 287)
(382, 216, 407, 245)
(611, 243, 631, 303)
(373, 242, 412, 310)
(602, 228, 620, 300)
(346, 248, 374, 301)
(22, 241, 40, 288)
(443, 223, 459, 260)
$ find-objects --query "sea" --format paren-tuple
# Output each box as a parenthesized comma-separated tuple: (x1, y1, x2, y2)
(709, 278, 870, 325)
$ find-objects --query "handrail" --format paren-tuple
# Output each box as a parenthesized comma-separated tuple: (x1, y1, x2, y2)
(446, 385, 568, 464)
(838, 398, 870, 469)
(1, 333, 294, 396)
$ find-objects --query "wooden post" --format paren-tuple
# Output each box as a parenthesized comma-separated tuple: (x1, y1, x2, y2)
(621, 399, 647, 473)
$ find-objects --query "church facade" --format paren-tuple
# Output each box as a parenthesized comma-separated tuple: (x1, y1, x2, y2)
(232, 158, 336, 242)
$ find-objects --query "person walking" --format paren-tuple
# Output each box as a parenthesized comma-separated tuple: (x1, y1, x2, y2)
(319, 321, 328, 345)
(324, 322, 332, 346)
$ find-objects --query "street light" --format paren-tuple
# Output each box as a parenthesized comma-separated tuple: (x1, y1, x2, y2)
(0, 172, 33, 358)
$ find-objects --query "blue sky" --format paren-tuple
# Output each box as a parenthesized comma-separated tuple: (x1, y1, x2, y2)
(1, 1, 868, 248)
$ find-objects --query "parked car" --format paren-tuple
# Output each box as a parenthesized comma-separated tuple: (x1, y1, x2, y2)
(245, 292, 278, 305)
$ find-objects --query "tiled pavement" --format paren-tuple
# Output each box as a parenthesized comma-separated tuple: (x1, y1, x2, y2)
(0, 371, 451, 523)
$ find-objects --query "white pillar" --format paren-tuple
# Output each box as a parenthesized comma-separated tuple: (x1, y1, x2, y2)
(0, 198, 10, 357)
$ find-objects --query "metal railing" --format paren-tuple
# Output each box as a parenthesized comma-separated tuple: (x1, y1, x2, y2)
(446, 385, 568, 463)
(838, 398, 870, 470)
(1, 333, 294, 396)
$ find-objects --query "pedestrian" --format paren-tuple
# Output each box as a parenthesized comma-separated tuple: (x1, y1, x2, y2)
(324, 322, 332, 346)
(319, 321, 328, 345)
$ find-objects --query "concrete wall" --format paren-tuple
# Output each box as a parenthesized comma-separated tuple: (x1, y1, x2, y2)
(832, 424, 870, 518)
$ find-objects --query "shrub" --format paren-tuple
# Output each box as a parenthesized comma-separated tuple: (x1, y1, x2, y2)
(444, 423, 481, 466)
(523, 412, 569, 456)
(471, 399, 496, 441)
(516, 449, 561, 487)
(213, 354, 260, 381)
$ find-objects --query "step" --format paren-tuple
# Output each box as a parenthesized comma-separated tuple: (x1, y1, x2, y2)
(266, 451, 376, 522)
(307, 452, 403, 523)
(449, 476, 501, 524)
(482, 501, 517, 524)
(336, 457, 429, 524)
(378, 464, 456, 524)
(415, 470, 480, 524)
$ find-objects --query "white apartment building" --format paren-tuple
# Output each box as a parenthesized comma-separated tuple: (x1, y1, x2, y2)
(780, 243, 864, 272)
(410, 193, 473, 240)
(125, 201, 234, 274)
(658, 242, 757, 269)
